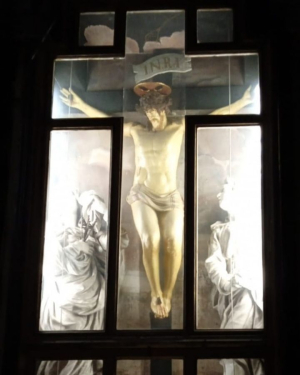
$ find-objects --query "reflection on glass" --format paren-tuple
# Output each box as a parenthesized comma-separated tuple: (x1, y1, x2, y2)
(197, 359, 265, 375)
(52, 58, 124, 119)
(117, 360, 183, 375)
(196, 127, 263, 330)
(117, 85, 185, 330)
(39, 130, 114, 332)
(37, 360, 103, 375)
(181, 54, 260, 115)
(79, 12, 115, 46)
(125, 11, 185, 54)
(197, 9, 233, 43)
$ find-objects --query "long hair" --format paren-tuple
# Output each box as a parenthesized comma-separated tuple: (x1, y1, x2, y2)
(136, 91, 172, 115)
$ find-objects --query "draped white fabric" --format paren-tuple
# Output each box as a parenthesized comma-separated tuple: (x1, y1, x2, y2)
(38, 191, 129, 375)
(37, 360, 103, 375)
(40, 227, 106, 331)
(220, 359, 264, 375)
(205, 221, 263, 329)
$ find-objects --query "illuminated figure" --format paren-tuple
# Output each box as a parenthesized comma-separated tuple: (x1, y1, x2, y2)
(205, 178, 264, 374)
(38, 190, 129, 374)
(60, 83, 253, 319)
(40, 191, 110, 332)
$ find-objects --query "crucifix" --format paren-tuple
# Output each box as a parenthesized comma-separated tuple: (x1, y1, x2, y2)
(56, 7, 255, 329)
(35, 7, 264, 375)
(60, 77, 252, 321)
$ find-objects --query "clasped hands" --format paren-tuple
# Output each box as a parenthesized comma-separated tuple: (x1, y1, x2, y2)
(65, 228, 105, 255)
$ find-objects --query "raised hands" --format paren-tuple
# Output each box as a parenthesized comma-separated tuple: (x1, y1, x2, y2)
(60, 88, 85, 111)
(60, 87, 108, 118)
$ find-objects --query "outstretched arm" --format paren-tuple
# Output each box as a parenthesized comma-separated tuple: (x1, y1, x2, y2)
(60, 88, 108, 118)
(210, 86, 253, 115)
(123, 122, 136, 137)
(60, 88, 136, 138)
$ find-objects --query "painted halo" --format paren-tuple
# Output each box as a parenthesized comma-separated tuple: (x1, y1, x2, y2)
(133, 82, 172, 97)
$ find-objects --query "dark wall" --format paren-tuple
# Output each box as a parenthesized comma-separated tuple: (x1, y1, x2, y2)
(1, 1, 298, 374)
(271, 2, 299, 373)
(1, 2, 62, 374)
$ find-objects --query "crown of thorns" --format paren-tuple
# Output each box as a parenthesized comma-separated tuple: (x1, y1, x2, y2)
(134, 82, 172, 97)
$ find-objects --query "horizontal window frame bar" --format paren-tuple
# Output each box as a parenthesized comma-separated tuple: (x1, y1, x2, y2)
(26, 330, 265, 343)
(49, 117, 124, 130)
(24, 345, 266, 360)
(186, 115, 263, 126)
(49, 117, 265, 128)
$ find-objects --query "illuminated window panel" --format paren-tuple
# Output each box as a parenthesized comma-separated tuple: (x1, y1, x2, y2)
(125, 10, 185, 54)
(37, 360, 103, 375)
(196, 126, 263, 330)
(39, 130, 112, 332)
(52, 58, 124, 119)
(117, 359, 183, 375)
(197, 359, 265, 374)
(183, 54, 260, 116)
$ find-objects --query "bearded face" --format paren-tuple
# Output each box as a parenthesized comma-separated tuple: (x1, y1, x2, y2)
(144, 108, 167, 131)
(137, 91, 171, 131)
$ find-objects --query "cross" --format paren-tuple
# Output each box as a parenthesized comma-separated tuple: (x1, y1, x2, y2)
(56, 10, 255, 331)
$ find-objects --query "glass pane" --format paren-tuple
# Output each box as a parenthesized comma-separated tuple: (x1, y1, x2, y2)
(117, 360, 183, 375)
(197, 359, 265, 374)
(37, 360, 103, 375)
(125, 10, 185, 54)
(197, 9, 233, 43)
(39, 130, 111, 331)
(196, 126, 263, 329)
(52, 58, 124, 119)
(117, 10, 186, 330)
(79, 12, 115, 46)
(183, 54, 260, 115)
(117, 116, 185, 330)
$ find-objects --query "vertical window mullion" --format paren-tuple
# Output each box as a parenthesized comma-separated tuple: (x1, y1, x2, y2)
(103, 355, 116, 375)
(184, 355, 197, 375)
(184, 120, 197, 334)
(105, 119, 124, 334)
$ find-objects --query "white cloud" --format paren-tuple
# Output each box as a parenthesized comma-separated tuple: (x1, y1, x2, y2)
(143, 31, 185, 52)
(84, 25, 140, 53)
(84, 25, 114, 46)
(125, 37, 140, 53)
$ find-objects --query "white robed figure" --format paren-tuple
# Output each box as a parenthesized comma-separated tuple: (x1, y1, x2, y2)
(205, 178, 264, 375)
(38, 191, 128, 375)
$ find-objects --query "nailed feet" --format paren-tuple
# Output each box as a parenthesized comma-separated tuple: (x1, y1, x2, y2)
(151, 296, 171, 319)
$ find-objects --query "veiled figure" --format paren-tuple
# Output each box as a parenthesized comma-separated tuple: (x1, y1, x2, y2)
(205, 179, 264, 375)
(38, 191, 129, 374)
(206, 220, 263, 329)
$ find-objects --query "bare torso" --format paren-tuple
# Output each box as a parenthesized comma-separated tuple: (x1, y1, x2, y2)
(129, 121, 184, 195)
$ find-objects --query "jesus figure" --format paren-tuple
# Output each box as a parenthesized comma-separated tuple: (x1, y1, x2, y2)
(60, 82, 253, 319)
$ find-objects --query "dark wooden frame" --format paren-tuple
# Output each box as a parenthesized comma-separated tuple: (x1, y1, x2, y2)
(17, 1, 281, 374)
